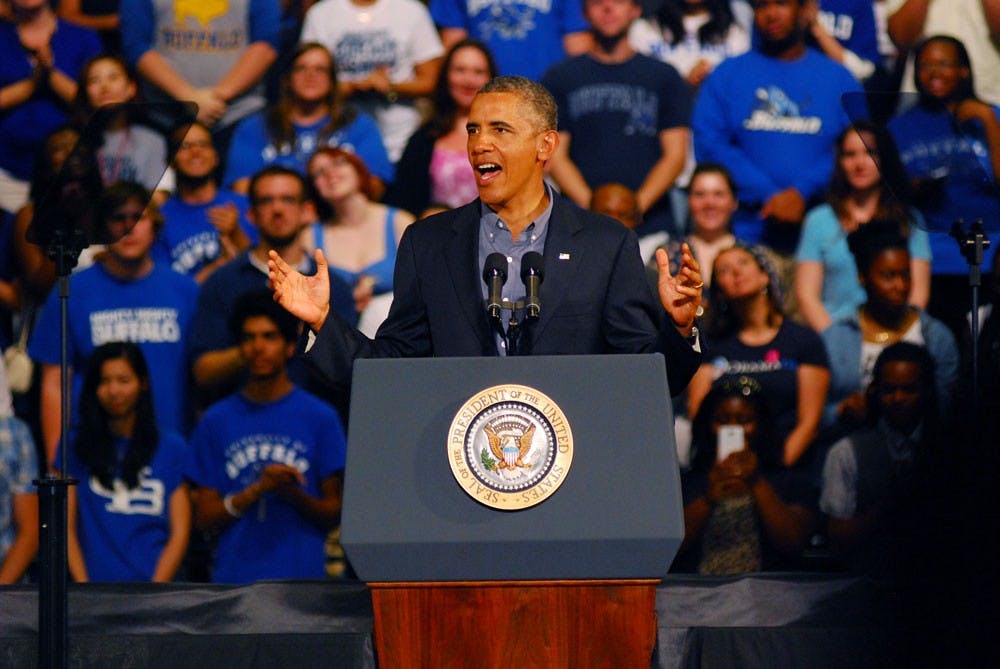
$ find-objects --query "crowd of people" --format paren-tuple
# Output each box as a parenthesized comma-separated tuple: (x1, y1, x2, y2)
(1, 0, 998, 599)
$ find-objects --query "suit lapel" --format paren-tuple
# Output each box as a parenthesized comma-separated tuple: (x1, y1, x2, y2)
(444, 201, 495, 353)
(529, 198, 585, 348)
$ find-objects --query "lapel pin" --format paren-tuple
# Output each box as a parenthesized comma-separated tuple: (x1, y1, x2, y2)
(558, 253, 570, 260)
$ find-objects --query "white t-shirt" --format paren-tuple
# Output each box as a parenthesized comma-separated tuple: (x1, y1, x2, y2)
(301, 0, 444, 162)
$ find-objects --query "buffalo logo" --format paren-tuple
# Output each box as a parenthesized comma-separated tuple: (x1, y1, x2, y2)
(174, 0, 229, 27)
(448, 384, 573, 511)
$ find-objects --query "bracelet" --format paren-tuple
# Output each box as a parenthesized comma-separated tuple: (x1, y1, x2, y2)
(223, 493, 243, 518)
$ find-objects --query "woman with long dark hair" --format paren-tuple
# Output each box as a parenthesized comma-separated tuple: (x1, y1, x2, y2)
(64, 342, 189, 582)
(796, 120, 931, 332)
(385, 38, 497, 218)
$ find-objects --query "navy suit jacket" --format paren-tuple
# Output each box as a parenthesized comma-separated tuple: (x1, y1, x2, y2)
(303, 195, 701, 396)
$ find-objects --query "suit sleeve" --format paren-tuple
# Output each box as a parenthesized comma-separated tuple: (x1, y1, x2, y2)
(301, 226, 432, 394)
(602, 227, 701, 395)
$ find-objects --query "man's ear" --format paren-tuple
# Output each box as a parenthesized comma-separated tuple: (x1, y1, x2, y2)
(537, 130, 559, 162)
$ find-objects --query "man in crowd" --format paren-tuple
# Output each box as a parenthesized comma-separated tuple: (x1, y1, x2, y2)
(269, 76, 704, 398)
(692, 0, 860, 254)
(29, 183, 198, 463)
(189, 165, 355, 411)
(185, 290, 346, 583)
(543, 0, 690, 237)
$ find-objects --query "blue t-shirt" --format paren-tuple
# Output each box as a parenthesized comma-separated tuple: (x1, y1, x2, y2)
(155, 191, 257, 278)
(0, 20, 101, 180)
(222, 111, 394, 188)
(888, 104, 1000, 275)
(63, 431, 187, 581)
(429, 0, 589, 80)
(796, 204, 932, 323)
(693, 48, 861, 249)
(28, 263, 199, 437)
(184, 388, 347, 583)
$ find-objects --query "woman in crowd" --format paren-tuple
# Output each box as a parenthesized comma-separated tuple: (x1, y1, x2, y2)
(887, 34, 1000, 336)
(0, 0, 101, 214)
(71, 53, 167, 192)
(300, 0, 445, 164)
(688, 244, 830, 468)
(223, 42, 393, 196)
(652, 162, 739, 294)
(796, 121, 931, 332)
(673, 375, 817, 574)
(821, 221, 957, 426)
(306, 147, 414, 334)
(64, 342, 189, 582)
(385, 38, 496, 218)
(629, 0, 749, 89)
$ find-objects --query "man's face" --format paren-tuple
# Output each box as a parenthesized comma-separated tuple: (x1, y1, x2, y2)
(249, 174, 307, 248)
(467, 92, 556, 211)
(876, 360, 924, 434)
(106, 199, 156, 262)
(584, 0, 640, 40)
(754, 0, 803, 50)
(239, 315, 294, 381)
(174, 125, 218, 181)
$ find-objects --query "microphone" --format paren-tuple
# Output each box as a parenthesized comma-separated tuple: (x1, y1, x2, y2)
(482, 253, 508, 321)
(520, 251, 544, 319)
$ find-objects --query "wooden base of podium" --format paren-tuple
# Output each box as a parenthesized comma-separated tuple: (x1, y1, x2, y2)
(368, 579, 659, 668)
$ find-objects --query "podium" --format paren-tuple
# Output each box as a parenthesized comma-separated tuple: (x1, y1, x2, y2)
(342, 354, 684, 667)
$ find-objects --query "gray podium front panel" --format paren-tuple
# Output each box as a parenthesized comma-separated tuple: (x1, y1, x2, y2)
(341, 354, 683, 582)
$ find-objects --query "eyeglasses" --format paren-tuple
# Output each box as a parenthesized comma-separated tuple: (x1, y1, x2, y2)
(178, 139, 214, 151)
(254, 195, 302, 207)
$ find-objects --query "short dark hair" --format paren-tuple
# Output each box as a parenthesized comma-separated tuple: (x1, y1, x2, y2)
(479, 76, 558, 132)
(846, 219, 909, 277)
(230, 288, 300, 342)
(247, 165, 307, 207)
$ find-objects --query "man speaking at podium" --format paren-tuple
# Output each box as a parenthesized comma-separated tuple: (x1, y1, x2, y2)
(269, 76, 704, 397)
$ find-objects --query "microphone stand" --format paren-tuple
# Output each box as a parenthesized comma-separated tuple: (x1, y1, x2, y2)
(35, 226, 85, 669)
(951, 219, 991, 417)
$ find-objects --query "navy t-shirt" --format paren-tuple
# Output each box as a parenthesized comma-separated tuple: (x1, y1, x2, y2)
(703, 321, 829, 457)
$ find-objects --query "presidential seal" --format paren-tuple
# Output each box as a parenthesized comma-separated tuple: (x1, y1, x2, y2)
(448, 384, 573, 511)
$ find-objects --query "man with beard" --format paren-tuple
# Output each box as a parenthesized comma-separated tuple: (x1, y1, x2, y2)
(542, 0, 690, 238)
(156, 122, 257, 283)
(188, 166, 356, 412)
(692, 0, 860, 255)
